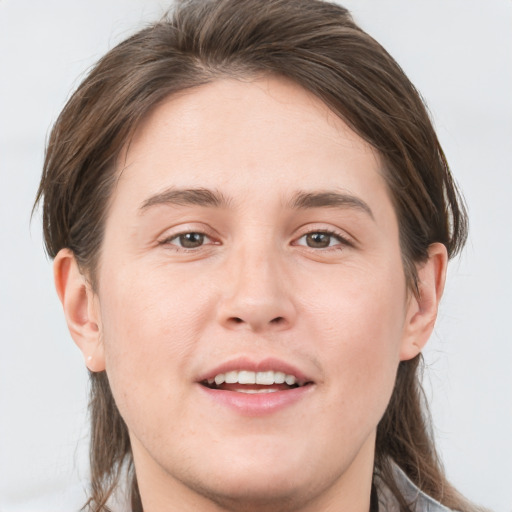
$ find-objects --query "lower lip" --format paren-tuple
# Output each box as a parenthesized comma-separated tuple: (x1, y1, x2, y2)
(197, 384, 314, 416)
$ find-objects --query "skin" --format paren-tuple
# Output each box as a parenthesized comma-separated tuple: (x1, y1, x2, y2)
(55, 76, 447, 512)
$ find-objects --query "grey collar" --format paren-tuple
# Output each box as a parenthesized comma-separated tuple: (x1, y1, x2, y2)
(376, 463, 456, 512)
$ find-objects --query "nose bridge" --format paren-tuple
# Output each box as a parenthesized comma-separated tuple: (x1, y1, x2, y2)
(217, 236, 295, 332)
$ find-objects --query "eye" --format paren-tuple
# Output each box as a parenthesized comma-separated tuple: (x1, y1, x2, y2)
(163, 232, 212, 249)
(294, 231, 349, 249)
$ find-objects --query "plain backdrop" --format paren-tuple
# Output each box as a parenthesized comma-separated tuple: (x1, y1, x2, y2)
(0, 0, 511, 511)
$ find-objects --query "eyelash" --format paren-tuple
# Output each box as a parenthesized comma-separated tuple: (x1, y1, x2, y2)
(159, 231, 216, 250)
(159, 228, 352, 252)
(293, 229, 352, 251)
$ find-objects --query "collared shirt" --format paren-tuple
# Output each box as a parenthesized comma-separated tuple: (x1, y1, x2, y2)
(377, 463, 457, 512)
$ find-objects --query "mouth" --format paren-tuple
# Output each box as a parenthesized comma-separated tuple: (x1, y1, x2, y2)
(197, 359, 316, 415)
(200, 369, 313, 394)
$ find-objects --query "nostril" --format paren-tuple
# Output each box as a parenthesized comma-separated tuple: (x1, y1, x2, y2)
(224, 315, 290, 330)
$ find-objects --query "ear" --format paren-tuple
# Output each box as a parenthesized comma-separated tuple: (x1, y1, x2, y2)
(400, 243, 448, 361)
(53, 248, 105, 372)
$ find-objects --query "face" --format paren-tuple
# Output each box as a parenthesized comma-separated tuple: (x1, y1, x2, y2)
(89, 77, 421, 510)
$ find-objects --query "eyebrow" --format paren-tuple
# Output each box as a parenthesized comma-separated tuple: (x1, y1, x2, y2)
(288, 191, 374, 219)
(139, 187, 230, 212)
(139, 187, 373, 219)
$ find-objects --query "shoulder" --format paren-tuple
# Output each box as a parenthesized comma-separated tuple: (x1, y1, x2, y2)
(377, 463, 459, 512)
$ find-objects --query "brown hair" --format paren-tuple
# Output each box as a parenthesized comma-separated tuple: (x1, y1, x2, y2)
(35, 0, 475, 510)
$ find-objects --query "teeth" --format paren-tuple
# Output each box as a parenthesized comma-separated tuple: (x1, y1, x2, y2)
(208, 370, 301, 387)
(225, 371, 238, 384)
(274, 371, 286, 384)
(238, 370, 256, 384)
(285, 375, 296, 386)
(256, 371, 274, 385)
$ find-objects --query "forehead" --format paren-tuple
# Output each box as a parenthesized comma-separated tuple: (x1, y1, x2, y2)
(112, 76, 388, 216)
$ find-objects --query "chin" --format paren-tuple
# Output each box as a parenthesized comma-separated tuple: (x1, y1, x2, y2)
(185, 468, 315, 512)
(175, 442, 341, 512)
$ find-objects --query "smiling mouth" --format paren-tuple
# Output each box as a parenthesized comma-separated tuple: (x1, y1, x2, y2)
(200, 370, 313, 393)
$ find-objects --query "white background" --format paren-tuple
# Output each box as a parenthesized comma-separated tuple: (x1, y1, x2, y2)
(0, 0, 511, 511)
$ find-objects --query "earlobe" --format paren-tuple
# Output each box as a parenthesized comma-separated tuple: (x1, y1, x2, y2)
(400, 243, 448, 361)
(53, 249, 106, 372)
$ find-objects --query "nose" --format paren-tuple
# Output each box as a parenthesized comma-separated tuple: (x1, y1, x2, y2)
(216, 246, 296, 333)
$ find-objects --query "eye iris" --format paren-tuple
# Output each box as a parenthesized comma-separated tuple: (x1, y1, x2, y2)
(179, 233, 204, 248)
(306, 232, 331, 248)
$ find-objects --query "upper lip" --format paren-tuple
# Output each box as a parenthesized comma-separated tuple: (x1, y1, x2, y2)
(197, 356, 313, 385)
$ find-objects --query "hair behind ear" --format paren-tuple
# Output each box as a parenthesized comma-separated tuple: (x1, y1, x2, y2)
(375, 357, 478, 511)
(86, 372, 135, 512)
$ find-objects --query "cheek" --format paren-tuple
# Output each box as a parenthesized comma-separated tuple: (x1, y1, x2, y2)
(100, 262, 209, 341)
(95, 264, 214, 404)
(303, 264, 407, 408)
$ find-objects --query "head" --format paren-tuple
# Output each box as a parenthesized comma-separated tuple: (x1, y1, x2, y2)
(36, 1, 468, 511)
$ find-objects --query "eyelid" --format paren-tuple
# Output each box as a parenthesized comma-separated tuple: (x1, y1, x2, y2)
(157, 224, 220, 247)
(155, 223, 354, 250)
(292, 225, 355, 248)
(164, 232, 213, 247)
(294, 232, 351, 250)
